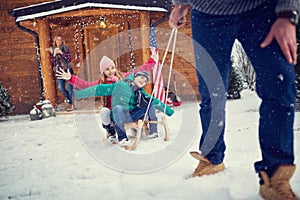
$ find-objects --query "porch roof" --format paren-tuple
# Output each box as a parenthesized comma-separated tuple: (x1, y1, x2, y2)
(9, 0, 171, 22)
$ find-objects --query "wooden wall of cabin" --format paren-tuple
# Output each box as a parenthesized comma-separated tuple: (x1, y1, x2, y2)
(0, 0, 53, 115)
(0, 0, 199, 115)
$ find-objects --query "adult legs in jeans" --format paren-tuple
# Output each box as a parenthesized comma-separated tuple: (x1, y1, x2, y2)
(191, 1, 295, 172)
(191, 10, 235, 165)
(235, 3, 296, 174)
(66, 81, 74, 105)
(235, 4, 297, 199)
(57, 79, 69, 101)
(57, 68, 74, 105)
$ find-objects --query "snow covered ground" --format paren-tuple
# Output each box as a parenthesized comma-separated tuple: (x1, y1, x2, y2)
(0, 90, 299, 200)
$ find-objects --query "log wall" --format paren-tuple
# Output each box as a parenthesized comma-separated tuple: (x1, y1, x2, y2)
(0, 0, 53, 115)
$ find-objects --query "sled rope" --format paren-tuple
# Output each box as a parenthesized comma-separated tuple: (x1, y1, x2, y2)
(164, 28, 178, 113)
(121, 29, 177, 150)
(143, 28, 178, 123)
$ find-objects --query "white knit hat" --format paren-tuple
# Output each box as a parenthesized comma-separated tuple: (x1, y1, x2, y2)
(99, 56, 115, 74)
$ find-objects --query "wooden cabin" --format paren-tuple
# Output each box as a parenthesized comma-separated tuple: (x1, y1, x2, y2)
(1, 0, 198, 115)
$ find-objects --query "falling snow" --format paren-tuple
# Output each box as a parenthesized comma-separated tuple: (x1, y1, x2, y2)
(278, 74, 284, 81)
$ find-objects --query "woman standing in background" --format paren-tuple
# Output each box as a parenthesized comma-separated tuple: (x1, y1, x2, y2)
(50, 35, 74, 111)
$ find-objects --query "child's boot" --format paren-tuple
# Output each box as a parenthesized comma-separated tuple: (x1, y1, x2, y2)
(189, 151, 225, 177)
(259, 164, 298, 200)
(103, 123, 116, 142)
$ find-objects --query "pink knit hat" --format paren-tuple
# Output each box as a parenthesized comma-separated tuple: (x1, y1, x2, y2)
(99, 56, 115, 74)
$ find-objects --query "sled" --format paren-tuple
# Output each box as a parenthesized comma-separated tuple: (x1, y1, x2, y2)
(127, 116, 169, 138)
(123, 116, 169, 150)
(122, 119, 143, 150)
(104, 116, 169, 150)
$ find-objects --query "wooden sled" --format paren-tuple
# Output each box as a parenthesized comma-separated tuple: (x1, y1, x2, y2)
(104, 116, 169, 150)
(104, 120, 143, 150)
(123, 119, 143, 150)
(123, 116, 169, 150)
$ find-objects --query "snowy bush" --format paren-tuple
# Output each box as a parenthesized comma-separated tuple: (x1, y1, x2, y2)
(0, 82, 15, 117)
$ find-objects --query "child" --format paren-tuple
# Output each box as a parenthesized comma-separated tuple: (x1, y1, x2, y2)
(56, 55, 157, 141)
(75, 71, 174, 146)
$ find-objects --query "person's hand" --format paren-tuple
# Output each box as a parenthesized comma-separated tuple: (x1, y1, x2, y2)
(56, 68, 71, 80)
(261, 18, 297, 64)
(53, 48, 63, 56)
(169, 4, 189, 28)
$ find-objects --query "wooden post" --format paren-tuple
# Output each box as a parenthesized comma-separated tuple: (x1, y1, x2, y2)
(139, 11, 150, 64)
(77, 24, 85, 78)
(139, 11, 152, 93)
(37, 18, 56, 107)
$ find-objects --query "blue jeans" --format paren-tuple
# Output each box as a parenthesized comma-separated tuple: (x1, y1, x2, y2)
(112, 103, 157, 141)
(191, 1, 296, 174)
(57, 68, 74, 104)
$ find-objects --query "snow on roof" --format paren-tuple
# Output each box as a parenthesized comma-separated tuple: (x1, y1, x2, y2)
(13, 0, 62, 11)
(12, 1, 169, 22)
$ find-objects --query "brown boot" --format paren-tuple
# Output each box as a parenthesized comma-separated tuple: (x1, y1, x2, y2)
(259, 164, 299, 200)
(189, 151, 225, 178)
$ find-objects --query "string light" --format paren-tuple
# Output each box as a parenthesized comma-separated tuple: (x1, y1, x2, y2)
(49, 14, 139, 70)
(99, 16, 107, 29)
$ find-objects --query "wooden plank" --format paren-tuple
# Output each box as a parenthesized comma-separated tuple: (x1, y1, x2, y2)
(0, 54, 37, 62)
(1, 43, 37, 50)
(0, 49, 36, 61)
(1, 37, 38, 44)
(1, 63, 38, 71)
(0, 71, 39, 77)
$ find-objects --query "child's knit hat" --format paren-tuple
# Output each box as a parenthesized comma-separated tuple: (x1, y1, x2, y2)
(99, 56, 115, 74)
(134, 71, 150, 83)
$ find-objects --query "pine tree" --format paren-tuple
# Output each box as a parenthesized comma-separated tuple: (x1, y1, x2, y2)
(231, 40, 256, 91)
(227, 67, 243, 99)
(0, 82, 15, 116)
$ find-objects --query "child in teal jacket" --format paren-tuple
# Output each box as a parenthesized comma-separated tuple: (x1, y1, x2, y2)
(75, 71, 174, 145)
